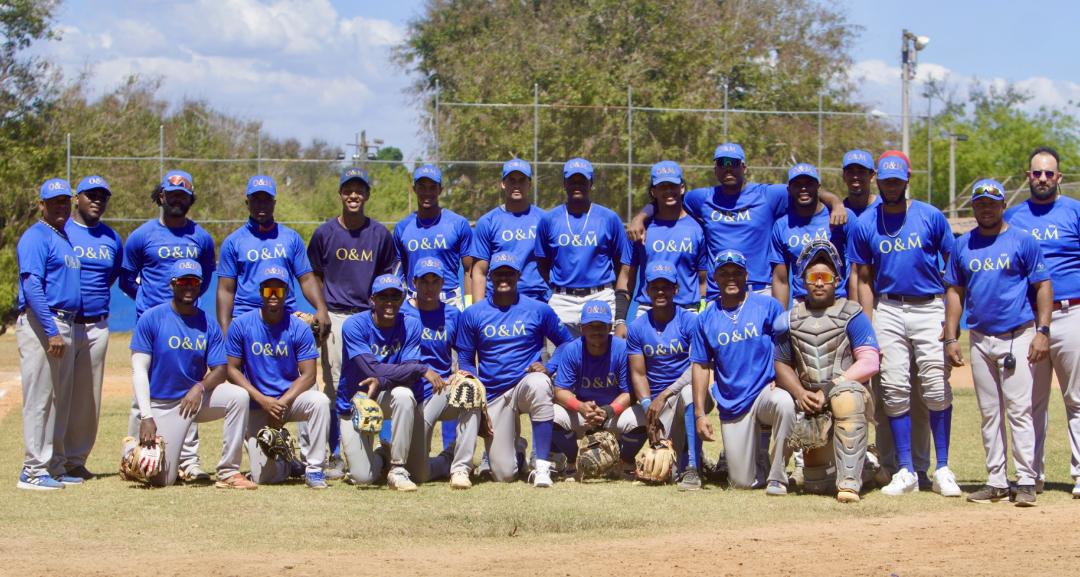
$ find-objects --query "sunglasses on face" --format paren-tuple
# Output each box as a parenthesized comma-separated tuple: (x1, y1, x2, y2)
(173, 277, 200, 288)
(804, 271, 836, 285)
(260, 286, 286, 299)
(717, 158, 742, 169)
(1030, 170, 1056, 179)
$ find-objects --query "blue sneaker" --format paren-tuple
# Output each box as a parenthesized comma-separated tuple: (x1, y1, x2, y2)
(55, 474, 84, 485)
(17, 470, 64, 491)
(305, 471, 328, 490)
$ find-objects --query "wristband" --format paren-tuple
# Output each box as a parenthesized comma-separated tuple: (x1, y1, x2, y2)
(614, 289, 631, 323)
(566, 397, 582, 413)
(942, 338, 958, 345)
(607, 401, 626, 417)
(640, 397, 652, 411)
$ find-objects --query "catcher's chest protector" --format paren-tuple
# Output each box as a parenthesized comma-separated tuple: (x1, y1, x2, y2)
(787, 299, 862, 388)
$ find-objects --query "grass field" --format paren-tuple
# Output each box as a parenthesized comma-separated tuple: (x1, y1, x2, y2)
(0, 333, 1076, 576)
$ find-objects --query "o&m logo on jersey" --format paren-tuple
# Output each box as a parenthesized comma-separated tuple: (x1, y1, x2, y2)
(715, 322, 760, 346)
(482, 320, 527, 338)
(421, 325, 447, 341)
(878, 233, 923, 254)
(1029, 224, 1060, 242)
(580, 373, 617, 389)
(709, 208, 751, 223)
(157, 245, 201, 259)
(406, 234, 448, 251)
(370, 340, 403, 358)
(499, 226, 537, 242)
(168, 335, 207, 351)
(557, 231, 598, 247)
(967, 253, 1011, 273)
(63, 255, 82, 269)
(651, 238, 695, 254)
(245, 244, 287, 262)
(641, 339, 688, 357)
(74, 245, 113, 261)
(335, 248, 374, 261)
(787, 228, 831, 249)
(250, 340, 289, 357)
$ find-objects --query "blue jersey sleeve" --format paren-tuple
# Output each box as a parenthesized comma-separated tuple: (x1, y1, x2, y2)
(845, 311, 879, 350)
(224, 318, 245, 359)
(216, 235, 238, 279)
(130, 312, 155, 354)
(849, 218, 873, 266)
(402, 319, 423, 362)
(554, 344, 580, 391)
(454, 311, 479, 376)
(934, 210, 956, 258)
(342, 317, 373, 361)
(456, 217, 474, 262)
(682, 188, 705, 222)
(108, 231, 124, 288)
(206, 320, 227, 368)
(534, 213, 553, 261)
(694, 228, 709, 272)
(541, 304, 573, 347)
(765, 184, 789, 219)
(17, 228, 48, 279)
(768, 221, 786, 266)
(944, 241, 966, 287)
(689, 312, 711, 365)
(392, 223, 408, 281)
(197, 229, 217, 284)
(469, 215, 494, 261)
(615, 347, 630, 393)
(1021, 235, 1052, 284)
(613, 215, 633, 266)
(121, 226, 144, 274)
(626, 321, 644, 356)
(289, 232, 314, 278)
(293, 319, 319, 361)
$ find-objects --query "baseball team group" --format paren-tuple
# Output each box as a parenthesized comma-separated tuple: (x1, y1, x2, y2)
(14, 141, 1080, 506)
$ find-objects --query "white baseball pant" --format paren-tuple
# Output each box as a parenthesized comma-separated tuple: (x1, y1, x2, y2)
(1032, 303, 1080, 481)
(146, 383, 249, 487)
(245, 389, 331, 484)
(16, 312, 75, 477)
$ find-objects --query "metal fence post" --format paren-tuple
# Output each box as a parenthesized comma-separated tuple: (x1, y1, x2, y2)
(722, 81, 729, 141)
(533, 83, 539, 206)
(158, 124, 164, 178)
(817, 94, 824, 168)
(256, 128, 262, 174)
(434, 79, 441, 164)
(926, 102, 933, 205)
(627, 84, 633, 221)
(65, 133, 71, 183)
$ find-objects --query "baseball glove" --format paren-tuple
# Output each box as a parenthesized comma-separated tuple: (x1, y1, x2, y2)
(447, 371, 486, 410)
(293, 311, 320, 339)
(120, 435, 166, 483)
(256, 426, 295, 461)
(351, 392, 383, 434)
(635, 439, 676, 483)
(787, 411, 832, 451)
(576, 430, 620, 480)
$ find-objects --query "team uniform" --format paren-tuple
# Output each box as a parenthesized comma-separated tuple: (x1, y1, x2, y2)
(16, 181, 82, 489)
(1006, 197, 1080, 487)
(456, 294, 573, 482)
(770, 206, 857, 301)
(945, 225, 1050, 492)
(552, 336, 645, 437)
(393, 209, 473, 308)
(691, 293, 795, 488)
(629, 216, 707, 315)
(225, 309, 328, 484)
(845, 196, 881, 219)
(130, 296, 249, 487)
(626, 307, 697, 450)
(470, 205, 549, 301)
(64, 212, 122, 473)
(217, 220, 313, 317)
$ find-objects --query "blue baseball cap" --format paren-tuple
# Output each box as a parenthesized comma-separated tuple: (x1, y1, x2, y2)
(563, 158, 594, 180)
(413, 257, 444, 279)
(488, 251, 522, 273)
(339, 167, 371, 188)
(876, 156, 909, 182)
(842, 149, 875, 170)
(413, 164, 442, 185)
(787, 163, 820, 183)
(645, 261, 679, 284)
(713, 142, 746, 162)
(39, 178, 73, 200)
(502, 158, 532, 180)
(371, 274, 405, 296)
(650, 161, 683, 186)
(161, 169, 194, 195)
(580, 299, 612, 325)
(711, 249, 748, 276)
(971, 178, 1006, 202)
(76, 175, 111, 195)
(170, 258, 203, 280)
(257, 262, 290, 285)
(246, 175, 276, 197)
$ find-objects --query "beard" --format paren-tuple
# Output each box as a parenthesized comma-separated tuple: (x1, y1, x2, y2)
(882, 191, 907, 205)
(1030, 182, 1057, 201)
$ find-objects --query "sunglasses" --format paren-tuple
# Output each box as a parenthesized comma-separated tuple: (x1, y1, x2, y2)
(173, 277, 201, 288)
(973, 184, 1004, 199)
(716, 158, 742, 169)
(1030, 170, 1056, 179)
(167, 174, 194, 190)
(260, 286, 286, 299)
(805, 271, 836, 285)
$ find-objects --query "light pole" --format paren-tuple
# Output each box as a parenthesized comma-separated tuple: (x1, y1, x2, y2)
(347, 130, 385, 164)
(948, 132, 968, 219)
(901, 30, 930, 158)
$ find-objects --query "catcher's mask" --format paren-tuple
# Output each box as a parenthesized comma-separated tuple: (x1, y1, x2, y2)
(796, 238, 842, 279)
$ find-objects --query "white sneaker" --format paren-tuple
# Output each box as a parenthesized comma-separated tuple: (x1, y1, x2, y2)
(1072, 479, 1080, 499)
(530, 459, 553, 488)
(387, 467, 417, 492)
(932, 466, 962, 497)
(881, 467, 919, 496)
(449, 470, 472, 490)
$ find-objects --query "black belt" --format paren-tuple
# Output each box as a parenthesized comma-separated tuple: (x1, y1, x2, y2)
(48, 308, 76, 321)
(75, 313, 108, 324)
(881, 293, 940, 305)
(552, 283, 612, 297)
(329, 307, 365, 315)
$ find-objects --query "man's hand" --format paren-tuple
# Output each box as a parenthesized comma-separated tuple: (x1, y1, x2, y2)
(315, 309, 331, 343)
(46, 335, 65, 358)
(627, 214, 648, 243)
(613, 323, 628, 338)
(359, 377, 379, 397)
(526, 362, 548, 374)
(179, 383, 204, 419)
(645, 393, 668, 442)
(257, 393, 288, 422)
(138, 417, 158, 446)
(795, 388, 826, 414)
(695, 414, 715, 442)
(1028, 333, 1050, 364)
(426, 369, 447, 393)
(826, 197, 848, 226)
(945, 341, 965, 367)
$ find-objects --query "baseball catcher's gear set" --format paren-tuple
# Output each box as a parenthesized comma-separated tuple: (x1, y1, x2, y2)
(120, 435, 166, 483)
(448, 371, 486, 410)
(351, 392, 384, 433)
(635, 439, 676, 483)
(576, 430, 621, 480)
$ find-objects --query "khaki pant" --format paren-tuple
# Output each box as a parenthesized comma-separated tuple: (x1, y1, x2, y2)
(65, 319, 109, 469)
(340, 387, 426, 485)
(720, 385, 795, 488)
(147, 383, 249, 487)
(423, 391, 480, 479)
(16, 312, 75, 477)
(486, 373, 555, 482)
(245, 389, 330, 484)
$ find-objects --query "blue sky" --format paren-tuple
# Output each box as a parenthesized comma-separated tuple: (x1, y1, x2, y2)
(39, 0, 1080, 160)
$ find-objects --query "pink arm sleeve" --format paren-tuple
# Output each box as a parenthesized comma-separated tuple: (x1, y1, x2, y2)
(843, 346, 880, 383)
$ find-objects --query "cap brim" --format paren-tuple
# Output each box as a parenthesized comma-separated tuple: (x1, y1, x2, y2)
(490, 264, 521, 273)
(162, 185, 194, 194)
(651, 177, 682, 186)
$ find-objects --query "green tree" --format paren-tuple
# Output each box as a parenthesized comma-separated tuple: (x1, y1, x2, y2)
(375, 146, 404, 161)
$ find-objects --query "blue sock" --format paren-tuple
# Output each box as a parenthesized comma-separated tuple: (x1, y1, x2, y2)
(620, 430, 647, 463)
(685, 403, 701, 469)
(531, 419, 553, 461)
(928, 407, 952, 470)
(379, 418, 392, 445)
(888, 413, 914, 471)
(328, 404, 340, 455)
(552, 425, 578, 462)
(441, 419, 458, 450)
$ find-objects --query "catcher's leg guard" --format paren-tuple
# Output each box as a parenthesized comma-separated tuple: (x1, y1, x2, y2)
(830, 382, 869, 493)
(801, 447, 835, 494)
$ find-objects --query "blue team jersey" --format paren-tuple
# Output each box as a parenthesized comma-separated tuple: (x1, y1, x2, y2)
(122, 219, 216, 317)
(65, 219, 122, 317)
(849, 200, 954, 297)
(769, 206, 857, 300)
(844, 195, 881, 219)
(337, 311, 424, 415)
(456, 295, 573, 401)
(401, 300, 460, 401)
(630, 216, 708, 306)
(682, 183, 789, 296)
(217, 221, 313, 317)
(945, 226, 1051, 335)
(224, 310, 318, 400)
(554, 336, 629, 405)
(393, 209, 473, 293)
(17, 221, 82, 313)
(534, 203, 632, 289)
(307, 217, 398, 312)
(130, 302, 226, 401)
(1006, 197, 1080, 301)
(626, 307, 697, 396)
(690, 293, 784, 420)
(470, 205, 549, 300)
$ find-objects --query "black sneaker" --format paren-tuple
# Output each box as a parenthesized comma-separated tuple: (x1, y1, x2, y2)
(966, 484, 1010, 504)
(1014, 485, 1037, 507)
(678, 468, 702, 492)
(916, 470, 933, 491)
(65, 465, 95, 480)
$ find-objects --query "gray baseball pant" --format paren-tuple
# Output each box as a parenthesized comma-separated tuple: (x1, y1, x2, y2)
(423, 391, 480, 481)
(16, 312, 75, 477)
(64, 319, 109, 469)
(549, 287, 615, 337)
(129, 400, 202, 471)
(487, 373, 554, 482)
(245, 389, 330, 484)
(970, 325, 1038, 488)
(1032, 303, 1080, 481)
(340, 386, 426, 485)
(553, 403, 646, 436)
(720, 384, 796, 488)
(147, 383, 249, 487)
